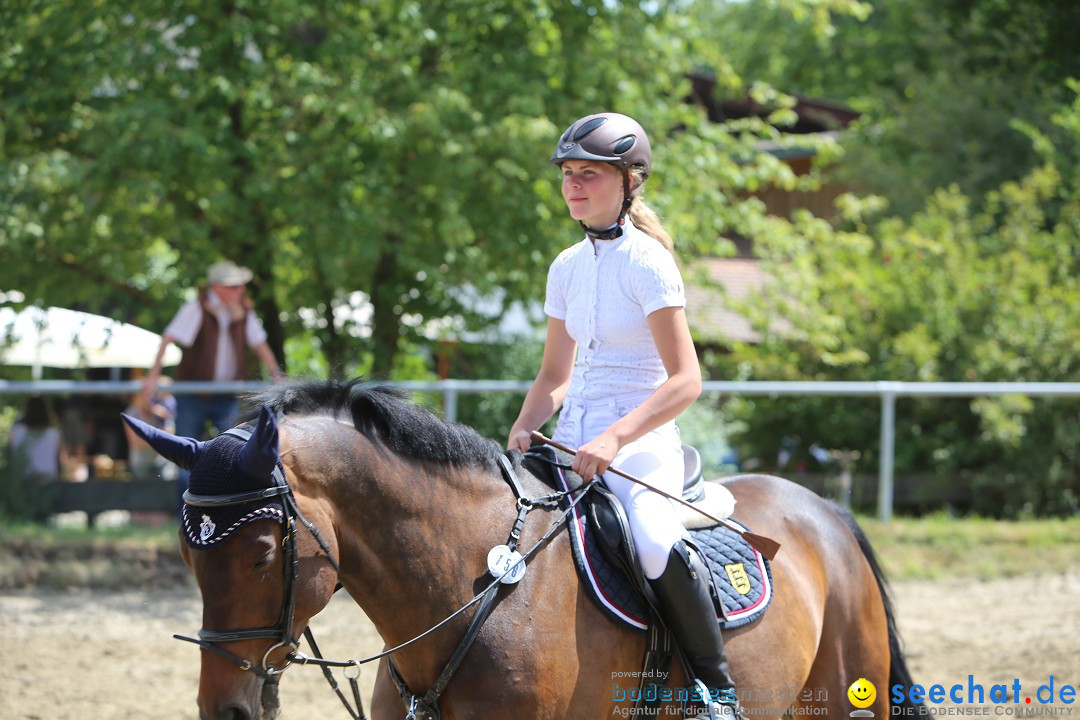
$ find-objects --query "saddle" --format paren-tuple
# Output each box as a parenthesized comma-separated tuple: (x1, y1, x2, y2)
(522, 445, 773, 632)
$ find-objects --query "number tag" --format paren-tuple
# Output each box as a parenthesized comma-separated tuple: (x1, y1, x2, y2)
(486, 544, 526, 584)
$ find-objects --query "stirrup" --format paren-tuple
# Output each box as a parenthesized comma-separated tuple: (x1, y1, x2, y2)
(706, 700, 744, 720)
(687, 680, 745, 720)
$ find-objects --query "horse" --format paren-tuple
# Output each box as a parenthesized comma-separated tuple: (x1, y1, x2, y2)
(124, 379, 924, 720)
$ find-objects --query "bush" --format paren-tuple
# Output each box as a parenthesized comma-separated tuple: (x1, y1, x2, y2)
(0, 452, 58, 523)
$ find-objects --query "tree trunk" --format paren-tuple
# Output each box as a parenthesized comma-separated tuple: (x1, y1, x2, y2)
(320, 301, 348, 380)
(369, 241, 402, 377)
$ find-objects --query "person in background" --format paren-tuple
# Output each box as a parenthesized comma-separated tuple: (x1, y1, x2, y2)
(8, 395, 67, 481)
(123, 381, 176, 481)
(59, 397, 91, 481)
(143, 260, 284, 515)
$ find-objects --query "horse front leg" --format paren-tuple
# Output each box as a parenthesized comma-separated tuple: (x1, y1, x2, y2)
(369, 658, 406, 718)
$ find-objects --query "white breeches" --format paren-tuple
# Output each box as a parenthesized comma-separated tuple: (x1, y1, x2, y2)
(554, 391, 686, 579)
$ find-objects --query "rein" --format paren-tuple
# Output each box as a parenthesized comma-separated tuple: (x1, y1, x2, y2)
(175, 431, 590, 720)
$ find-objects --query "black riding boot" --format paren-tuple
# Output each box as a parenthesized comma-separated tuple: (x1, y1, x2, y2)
(649, 540, 744, 720)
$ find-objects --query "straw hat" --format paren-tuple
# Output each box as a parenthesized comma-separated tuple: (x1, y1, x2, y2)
(206, 260, 253, 286)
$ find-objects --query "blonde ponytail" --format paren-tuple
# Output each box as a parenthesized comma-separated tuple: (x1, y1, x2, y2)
(628, 198, 673, 252)
(627, 167, 673, 252)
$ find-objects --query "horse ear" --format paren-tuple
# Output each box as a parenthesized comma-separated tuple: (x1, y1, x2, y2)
(120, 413, 203, 470)
(238, 405, 280, 481)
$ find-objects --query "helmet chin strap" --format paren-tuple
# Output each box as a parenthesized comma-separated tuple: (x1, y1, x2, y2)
(581, 219, 623, 241)
(581, 170, 634, 241)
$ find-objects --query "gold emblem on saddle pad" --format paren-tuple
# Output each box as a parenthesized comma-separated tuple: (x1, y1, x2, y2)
(724, 563, 752, 595)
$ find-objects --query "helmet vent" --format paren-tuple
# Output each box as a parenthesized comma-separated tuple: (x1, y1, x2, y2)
(613, 135, 636, 155)
(572, 116, 607, 141)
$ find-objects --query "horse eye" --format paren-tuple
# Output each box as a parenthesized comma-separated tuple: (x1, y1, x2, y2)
(253, 556, 272, 571)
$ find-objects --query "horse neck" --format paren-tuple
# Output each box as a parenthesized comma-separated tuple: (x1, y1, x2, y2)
(308, 425, 515, 651)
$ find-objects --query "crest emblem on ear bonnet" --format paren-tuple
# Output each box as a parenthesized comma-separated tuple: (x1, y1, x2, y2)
(121, 405, 286, 547)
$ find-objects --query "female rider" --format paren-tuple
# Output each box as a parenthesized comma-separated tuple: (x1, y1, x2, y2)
(508, 112, 743, 720)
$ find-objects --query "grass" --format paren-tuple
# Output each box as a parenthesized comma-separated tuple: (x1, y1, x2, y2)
(0, 517, 187, 591)
(2, 513, 1079, 586)
(0, 518, 180, 547)
(857, 512, 1080, 582)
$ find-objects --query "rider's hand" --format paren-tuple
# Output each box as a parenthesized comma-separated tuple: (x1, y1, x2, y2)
(506, 427, 533, 453)
(573, 430, 619, 482)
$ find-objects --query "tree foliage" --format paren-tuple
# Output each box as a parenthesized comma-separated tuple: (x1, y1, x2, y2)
(4, 1, 1078, 516)
(711, 0, 1080, 217)
(713, 84, 1080, 516)
(1, 1, 719, 376)
(678, 1, 1080, 515)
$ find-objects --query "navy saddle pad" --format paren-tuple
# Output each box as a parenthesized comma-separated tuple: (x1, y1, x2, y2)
(539, 453, 774, 632)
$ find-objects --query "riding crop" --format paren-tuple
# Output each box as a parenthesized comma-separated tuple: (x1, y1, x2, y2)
(530, 431, 781, 560)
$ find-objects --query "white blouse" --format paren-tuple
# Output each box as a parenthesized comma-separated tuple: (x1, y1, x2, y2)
(544, 221, 685, 402)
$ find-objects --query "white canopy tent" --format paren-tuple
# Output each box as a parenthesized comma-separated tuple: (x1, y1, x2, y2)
(0, 306, 181, 379)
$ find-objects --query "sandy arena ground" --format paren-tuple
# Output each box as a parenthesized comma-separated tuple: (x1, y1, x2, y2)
(2, 572, 1078, 718)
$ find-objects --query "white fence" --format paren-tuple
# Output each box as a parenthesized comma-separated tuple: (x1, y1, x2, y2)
(3, 379, 1079, 521)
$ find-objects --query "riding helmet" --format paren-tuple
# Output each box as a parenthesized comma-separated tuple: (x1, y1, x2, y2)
(550, 112, 652, 196)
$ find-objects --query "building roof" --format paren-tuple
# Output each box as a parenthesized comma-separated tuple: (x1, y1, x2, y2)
(687, 73, 861, 133)
(684, 257, 775, 345)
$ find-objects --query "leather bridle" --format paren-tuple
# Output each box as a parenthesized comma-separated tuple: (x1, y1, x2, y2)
(173, 427, 340, 679)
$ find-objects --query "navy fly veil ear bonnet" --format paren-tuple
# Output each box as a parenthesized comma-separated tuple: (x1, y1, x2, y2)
(121, 405, 286, 547)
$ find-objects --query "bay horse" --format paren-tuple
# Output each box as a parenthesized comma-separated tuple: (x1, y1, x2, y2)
(125, 379, 923, 720)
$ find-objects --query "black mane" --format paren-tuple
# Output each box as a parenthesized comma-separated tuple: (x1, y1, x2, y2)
(239, 378, 504, 471)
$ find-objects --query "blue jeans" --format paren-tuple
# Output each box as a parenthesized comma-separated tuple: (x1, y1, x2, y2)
(173, 393, 238, 519)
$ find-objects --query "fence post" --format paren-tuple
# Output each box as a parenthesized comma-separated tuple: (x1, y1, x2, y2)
(443, 379, 459, 423)
(877, 385, 898, 522)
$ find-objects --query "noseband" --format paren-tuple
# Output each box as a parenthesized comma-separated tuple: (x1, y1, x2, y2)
(174, 427, 339, 680)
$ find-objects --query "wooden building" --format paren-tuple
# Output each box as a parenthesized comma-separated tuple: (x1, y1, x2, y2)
(684, 73, 860, 347)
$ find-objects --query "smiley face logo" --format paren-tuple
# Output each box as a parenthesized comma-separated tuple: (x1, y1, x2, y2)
(847, 678, 877, 709)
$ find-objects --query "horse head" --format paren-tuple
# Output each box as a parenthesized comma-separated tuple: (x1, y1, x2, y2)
(122, 405, 339, 720)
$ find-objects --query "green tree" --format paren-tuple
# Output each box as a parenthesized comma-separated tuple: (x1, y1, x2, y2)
(708, 0, 1080, 218)
(3, 0, 844, 382)
(1, 1, 694, 376)
(711, 84, 1080, 516)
